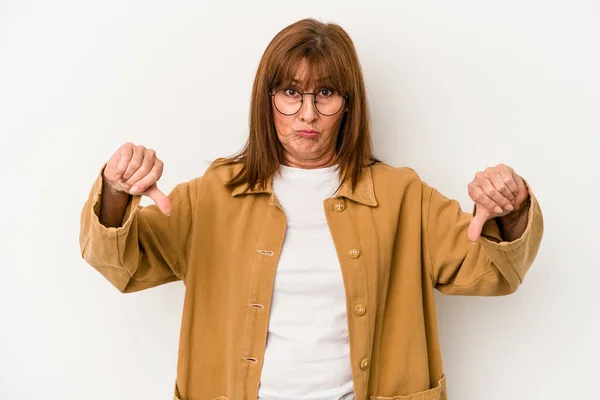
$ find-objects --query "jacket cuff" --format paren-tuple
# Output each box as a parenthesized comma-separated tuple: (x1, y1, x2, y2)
(476, 179, 543, 282)
(90, 163, 143, 237)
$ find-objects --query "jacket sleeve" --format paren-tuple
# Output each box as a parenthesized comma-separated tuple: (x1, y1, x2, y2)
(421, 179, 544, 295)
(79, 164, 196, 293)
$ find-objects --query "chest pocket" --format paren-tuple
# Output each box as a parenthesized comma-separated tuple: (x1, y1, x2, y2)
(370, 375, 446, 400)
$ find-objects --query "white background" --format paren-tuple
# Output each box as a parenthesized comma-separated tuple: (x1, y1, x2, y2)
(1, 1, 598, 399)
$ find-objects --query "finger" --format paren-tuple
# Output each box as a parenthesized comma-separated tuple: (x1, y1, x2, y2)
(122, 145, 145, 181)
(489, 169, 515, 203)
(511, 170, 528, 199)
(498, 166, 519, 197)
(472, 183, 506, 215)
(103, 151, 119, 180)
(144, 184, 172, 216)
(125, 149, 155, 188)
(115, 143, 134, 180)
(485, 174, 514, 213)
(468, 206, 492, 242)
(481, 179, 513, 212)
(129, 160, 163, 195)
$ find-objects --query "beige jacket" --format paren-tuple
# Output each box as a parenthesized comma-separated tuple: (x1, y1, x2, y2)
(79, 160, 544, 400)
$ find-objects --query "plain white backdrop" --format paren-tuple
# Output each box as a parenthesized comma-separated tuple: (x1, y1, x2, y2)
(1, 0, 598, 399)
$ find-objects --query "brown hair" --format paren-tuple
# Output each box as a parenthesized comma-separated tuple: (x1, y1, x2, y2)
(220, 18, 379, 192)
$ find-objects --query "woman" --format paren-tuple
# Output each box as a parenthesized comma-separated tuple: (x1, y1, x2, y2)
(80, 18, 543, 400)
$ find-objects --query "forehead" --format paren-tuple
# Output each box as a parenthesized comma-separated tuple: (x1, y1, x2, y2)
(293, 59, 312, 80)
(286, 59, 332, 87)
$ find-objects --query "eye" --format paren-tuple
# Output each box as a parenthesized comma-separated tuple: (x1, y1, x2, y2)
(282, 88, 299, 97)
(318, 88, 334, 97)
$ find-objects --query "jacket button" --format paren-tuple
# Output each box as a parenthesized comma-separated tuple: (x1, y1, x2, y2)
(354, 304, 366, 316)
(334, 200, 345, 212)
(360, 358, 369, 370)
(348, 248, 360, 259)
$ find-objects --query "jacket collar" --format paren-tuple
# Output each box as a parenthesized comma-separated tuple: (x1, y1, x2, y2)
(230, 166, 378, 207)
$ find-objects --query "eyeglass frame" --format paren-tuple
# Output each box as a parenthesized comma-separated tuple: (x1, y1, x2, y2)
(269, 89, 349, 116)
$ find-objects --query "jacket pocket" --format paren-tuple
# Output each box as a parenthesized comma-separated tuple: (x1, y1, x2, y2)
(174, 381, 181, 400)
(173, 381, 229, 400)
(370, 375, 446, 400)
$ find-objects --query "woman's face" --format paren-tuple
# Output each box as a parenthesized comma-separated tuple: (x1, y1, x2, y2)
(272, 59, 345, 169)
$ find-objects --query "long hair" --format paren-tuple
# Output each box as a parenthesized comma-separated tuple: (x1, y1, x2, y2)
(220, 18, 379, 192)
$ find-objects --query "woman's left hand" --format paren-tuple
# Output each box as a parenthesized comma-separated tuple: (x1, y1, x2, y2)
(467, 163, 530, 242)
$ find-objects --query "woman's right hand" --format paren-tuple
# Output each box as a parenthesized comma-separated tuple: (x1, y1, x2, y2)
(103, 142, 172, 216)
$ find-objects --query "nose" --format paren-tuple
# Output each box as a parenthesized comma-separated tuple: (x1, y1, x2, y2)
(298, 95, 318, 122)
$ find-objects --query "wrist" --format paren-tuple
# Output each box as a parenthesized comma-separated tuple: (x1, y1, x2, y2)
(102, 177, 118, 192)
(499, 195, 529, 222)
(102, 176, 129, 197)
(496, 197, 530, 241)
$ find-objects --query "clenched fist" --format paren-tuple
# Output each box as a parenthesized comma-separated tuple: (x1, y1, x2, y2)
(103, 142, 172, 216)
(467, 163, 529, 242)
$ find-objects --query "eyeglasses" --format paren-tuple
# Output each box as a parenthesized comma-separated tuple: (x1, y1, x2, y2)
(270, 88, 348, 116)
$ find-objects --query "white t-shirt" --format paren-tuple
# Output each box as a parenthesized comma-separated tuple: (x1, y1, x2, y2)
(257, 164, 355, 400)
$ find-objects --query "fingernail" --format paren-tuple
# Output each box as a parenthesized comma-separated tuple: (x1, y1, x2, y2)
(506, 204, 514, 212)
(495, 206, 503, 214)
(130, 186, 139, 194)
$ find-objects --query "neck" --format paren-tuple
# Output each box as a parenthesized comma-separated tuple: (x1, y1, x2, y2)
(282, 152, 337, 169)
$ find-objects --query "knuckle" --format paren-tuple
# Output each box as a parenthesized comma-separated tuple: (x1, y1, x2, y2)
(135, 166, 149, 177)
(120, 152, 132, 162)
(146, 149, 156, 157)
(148, 172, 159, 183)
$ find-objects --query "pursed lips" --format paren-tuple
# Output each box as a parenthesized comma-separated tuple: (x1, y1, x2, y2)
(296, 129, 319, 138)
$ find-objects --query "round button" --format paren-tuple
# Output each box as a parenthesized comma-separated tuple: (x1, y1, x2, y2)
(360, 358, 369, 370)
(354, 304, 366, 316)
(348, 248, 360, 259)
(334, 201, 345, 212)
